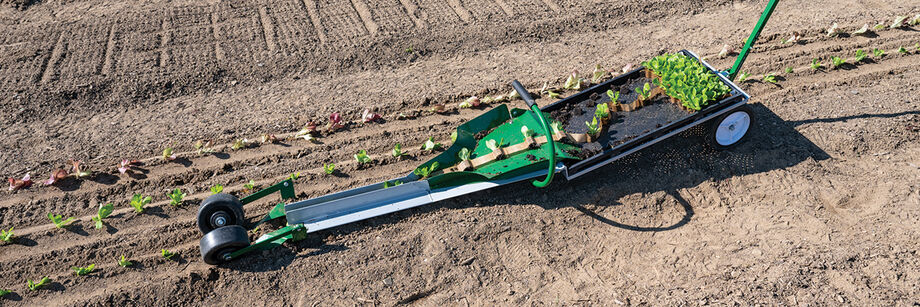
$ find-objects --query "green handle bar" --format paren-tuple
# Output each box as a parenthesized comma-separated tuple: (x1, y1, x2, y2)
(726, 0, 779, 81)
(512, 80, 555, 188)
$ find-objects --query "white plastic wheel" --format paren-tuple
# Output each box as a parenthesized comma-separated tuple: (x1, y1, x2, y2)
(714, 110, 751, 146)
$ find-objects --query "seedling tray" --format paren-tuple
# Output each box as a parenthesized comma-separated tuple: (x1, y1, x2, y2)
(542, 50, 750, 179)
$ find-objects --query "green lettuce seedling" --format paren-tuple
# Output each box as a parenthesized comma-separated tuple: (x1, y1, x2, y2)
(606, 90, 619, 106)
(117, 255, 133, 267)
(873, 48, 885, 57)
(323, 163, 335, 175)
(27, 277, 50, 291)
(354, 150, 372, 164)
(784, 67, 794, 74)
(383, 180, 403, 188)
(586, 117, 601, 136)
(550, 121, 564, 134)
(129, 194, 152, 213)
(162, 147, 176, 161)
(0, 289, 10, 297)
(485, 138, 504, 151)
(458, 148, 471, 161)
(413, 162, 440, 179)
(591, 64, 606, 84)
(210, 184, 224, 195)
(594, 103, 610, 119)
(91, 203, 114, 229)
(72, 264, 95, 276)
(563, 71, 583, 90)
(873, 23, 885, 30)
(161, 249, 176, 260)
(391, 143, 407, 158)
(0, 226, 13, 243)
(421, 137, 442, 151)
(851, 24, 869, 36)
(167, 188, 186, 207)
(854, 49, 867, 62)
(897, 46, 908, 54)
(48, 213, 75, 229)
(635, 82, 652, 100)
(810, 59, 823, 70)
(738, 72, 751, 83)
(289, 173, 300, 181)
(831, 56, 845, 68)
(243, 180, 256, 193)
(520, 125, 534, 138)
(763, 73, 777, 83)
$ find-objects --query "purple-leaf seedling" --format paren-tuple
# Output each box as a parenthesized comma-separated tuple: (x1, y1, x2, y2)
(72, 264, 95, 276)
(458, 96, 480, 109)
(91, 203, 114, 229)
(43, 169, 68, 186)
(354, 150, 372, 164)
(118, 159, 139, 175)
(167, 188, 186, 207)
(260, 134, 278, 144)
(7, 173, 32, 191)
(130, 194, 152, 213)
(210, 184, 224, 195)
(161, 249, 176, 260)
(27, 277, 50, 291)
(48, 213, 75, 229)
(162, 147, 176, 161)
(362, 109, 382, 123)
(621, 63, 634, 74)
(323, 163, 335, 175)
(117, 255, 133, 267)
(421, 137, 442, 151)
(70, 160, 92, 178)
(1, 226, 13, 243)
(328, 113, 345, 132)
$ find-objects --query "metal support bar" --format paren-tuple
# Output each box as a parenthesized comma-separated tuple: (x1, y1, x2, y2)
(227, 224, 307, 259)
(512, 80, 556, 188)
(240, 179, 296, 205)
(727, 0, 779, 81)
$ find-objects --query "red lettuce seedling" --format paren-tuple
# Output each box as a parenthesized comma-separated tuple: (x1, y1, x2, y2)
(328, 113, 345, 131)
(260, 134, 278, 144)
(361, 109, 382, 123)
(8, 173, 32, 191)
(621, 63, 634, 74)
(430, 104, 447, 114)
(70, 160, 92, 178)
(782, 31, 802, 44)
(458, 96, 480, 109)
(43, 169, 68, 186)
(118, 159, 140, 175)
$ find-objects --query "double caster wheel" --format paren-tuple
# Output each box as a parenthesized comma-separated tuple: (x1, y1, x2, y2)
(707, 105, 754, 149)
(197, 193, 249, 265)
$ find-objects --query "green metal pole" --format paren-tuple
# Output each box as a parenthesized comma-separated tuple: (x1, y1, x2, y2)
(529, 105, 556, 188)
(727, 0, 780, 81)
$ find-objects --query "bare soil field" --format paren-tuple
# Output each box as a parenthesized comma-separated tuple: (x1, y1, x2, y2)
(2, 0, 920, 305)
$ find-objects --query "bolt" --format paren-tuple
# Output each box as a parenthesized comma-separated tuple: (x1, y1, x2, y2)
(215, 216, 227, 226)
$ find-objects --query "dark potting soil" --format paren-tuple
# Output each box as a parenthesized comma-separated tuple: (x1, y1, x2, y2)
(552, 75, 688, 157)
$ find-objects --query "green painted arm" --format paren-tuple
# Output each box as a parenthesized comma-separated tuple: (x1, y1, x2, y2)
(726, 0, 779, 81)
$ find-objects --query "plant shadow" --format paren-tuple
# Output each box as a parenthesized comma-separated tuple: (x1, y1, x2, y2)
(65, 223, 90, 236)
(172, 157, 193, 167)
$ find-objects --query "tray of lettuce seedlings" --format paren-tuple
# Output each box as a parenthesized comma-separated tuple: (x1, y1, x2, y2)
(543, 49, 751, 179)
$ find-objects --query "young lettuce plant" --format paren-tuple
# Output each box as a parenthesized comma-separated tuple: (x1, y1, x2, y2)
(242, 180, 256, 193)
(7, 173, 32, 191)
(563, 71, 583, 90)
(458, 96, 480, 109)
(70, 160, 93, 179)
(890, 16, 908, 29)
(167, 188, 186, 207)
(48, 213, 75, 229)
(130, 194, 152, 213)
(826, 23, 841, 37)
(194, 140, 215, 155)
(586, 117, 601, 137)
(210, 184, 224, 195)
(361, 109, 382, 123)
(810, 59, 823, 70)
(763, 73, 778, 83)
(27, 277, 50, 291)
(635, 82, 652, 101)
(289, 173, 300, 181)
(91, 203, 114, 229)
(606, 90, 619, 106)
(354, 150, 372, 164)
(550, 121, 564, 134)
(897, 46, 908, 54)
(327, 113, 345, 132)
(421, 137, 442, 151)
(295, 122, 318, 141)
(162, 147, 177, 161)
(260, 134, 278, 144)
(161, 249, 176, 260)
(413, 162, 439, 179)
(785, 67, 794, 74)
(851, 24, 869, 36)
(738, 71, 751, 83)
(457, 148, 471, 161)
(383, 180, 403, 188)
(0, 289, 10, 297)
(873, 48, 885, 58)
(72, 264, 95, 276)
(117, 255, 133, 267)
(117, 159, 140, 175)
(854, 49, 867, 62)
(873, 23, 885, 30)
(231, 139, 250, 150)
(594, 103, 610, 120)
(42, 169, 68, 186)
(1, 226, 13, 243)
(391, 143, 407, 158)
(323, 163, 335, 175)
(485, 138, 504, 152)
(591, 64, 606, 84)
(831, 56, 846, 68)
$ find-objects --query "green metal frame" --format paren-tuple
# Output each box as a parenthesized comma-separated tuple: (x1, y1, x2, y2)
(528, 104, 556, 188)
(224, 179, 310, 260)
(726, 0, 779, 81)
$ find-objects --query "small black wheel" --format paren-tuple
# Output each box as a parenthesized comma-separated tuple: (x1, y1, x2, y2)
(197, 193, 245, 235)
(707, 105, 755, 150)
(199, 225, 250, 265)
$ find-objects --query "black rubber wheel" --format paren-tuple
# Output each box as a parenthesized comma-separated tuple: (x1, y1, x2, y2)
(197, 193, 245, 235)
(706, 105, 755, 150)
(199, 225, 250, 265)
